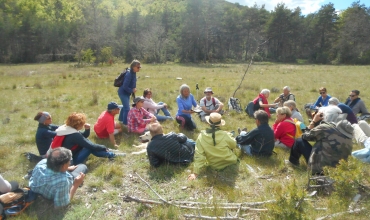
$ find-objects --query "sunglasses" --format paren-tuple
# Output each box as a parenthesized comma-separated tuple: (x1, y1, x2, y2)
(136, 66, 141, 68)
(349, 95, 356, 97)
(319, 92, 326, 94)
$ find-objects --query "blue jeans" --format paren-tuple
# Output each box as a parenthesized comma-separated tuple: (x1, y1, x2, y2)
(155, 102, 172, 121)
(72, 148, 114, 165)
(238, 144, 253, 156)
(118, 92, 131, 124)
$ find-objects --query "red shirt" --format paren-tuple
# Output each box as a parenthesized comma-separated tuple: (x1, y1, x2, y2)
(272, 117, 296, 148)
(94, 111, 115, 138)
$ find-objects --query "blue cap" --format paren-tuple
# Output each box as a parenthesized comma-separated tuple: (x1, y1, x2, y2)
(107, 102, 123, 110)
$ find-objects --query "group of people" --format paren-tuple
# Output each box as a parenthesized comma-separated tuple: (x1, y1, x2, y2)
(3, 60, 370, 211)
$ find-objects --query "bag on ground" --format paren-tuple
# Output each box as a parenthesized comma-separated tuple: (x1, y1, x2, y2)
(0, 187, 37, 219)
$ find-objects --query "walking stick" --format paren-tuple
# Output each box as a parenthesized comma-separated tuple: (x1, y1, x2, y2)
(196, 83, 199, 101)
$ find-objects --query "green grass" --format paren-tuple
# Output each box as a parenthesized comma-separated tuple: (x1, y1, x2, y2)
(1, 62, 370, 219)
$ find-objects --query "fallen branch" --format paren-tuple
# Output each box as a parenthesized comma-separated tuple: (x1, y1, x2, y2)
(184, 214, 245, 220)
(172, 199, 276, 207)
(135, 172, 169, 204)
(316, 207, 365, 220)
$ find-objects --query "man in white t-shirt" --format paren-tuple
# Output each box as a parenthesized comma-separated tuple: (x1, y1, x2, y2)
(199, 87, 224, 122)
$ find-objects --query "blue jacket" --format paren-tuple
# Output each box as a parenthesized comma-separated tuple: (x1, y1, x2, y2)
(35, 123, 58, 155)
(176, 94, 197, 117)
(313, 95, 331, 108)
(118, 68, 137, 95)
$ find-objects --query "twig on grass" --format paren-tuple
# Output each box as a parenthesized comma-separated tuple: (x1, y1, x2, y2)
(135, 172, 169, 204)
(184, 214, 245, 220)
(88, 209, 95, 219)
(316, 207, 365, 220)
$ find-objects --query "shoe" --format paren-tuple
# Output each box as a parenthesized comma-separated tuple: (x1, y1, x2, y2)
(285, 159, 299, 167)
(107, 148, 119, 152)
(113, 152, 126, 157)
(167, 116, 174, 121)
(230, 130, 235, 137)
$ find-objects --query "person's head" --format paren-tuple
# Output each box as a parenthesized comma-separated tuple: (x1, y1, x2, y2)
(148, 122, 163, 137)
(204, 87, 213, 99)
(66, 112, 86, 130)
(34, 112, 52, 125)
(107, 101, 122, 115)
(328, 97, 340, 106)
(276, 106, 292, 121)
(47, 147, 72, 172)
(130, 60, 141, 72)
(205, 112, 225, 127)
(319, 87, 327, 98)
(319, 106, 342, 123)
(132, 96, 145, 108)
(349, 90, 360, 101)
(283, 100, 297, 111)
(283, 86, 290, 96)
(254, 110, 269, 125)
(143, 88, 152, 98)
(179, 84, 191, 98)
(260, 89, 270, 98)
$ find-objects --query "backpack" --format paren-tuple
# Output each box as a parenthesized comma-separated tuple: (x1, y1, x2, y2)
(284, 118, 307, 138)
(113, 68, 129, 87)
(51, 136, 79, 151)
(0, 188, 37, 219)
(245, 101, 260, 118)
(203, 97, 216, 107)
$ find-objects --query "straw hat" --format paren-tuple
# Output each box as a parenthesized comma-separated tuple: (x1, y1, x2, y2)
(205, 113, 225, 127)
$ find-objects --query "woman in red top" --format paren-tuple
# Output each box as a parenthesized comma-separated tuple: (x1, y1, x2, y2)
(273, 106, 296, 149)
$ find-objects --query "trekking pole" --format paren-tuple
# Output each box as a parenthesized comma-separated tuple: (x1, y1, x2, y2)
(196, 83, 199, 101)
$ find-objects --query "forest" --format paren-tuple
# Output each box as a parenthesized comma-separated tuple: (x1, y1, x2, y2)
(0, 0, 369, 64)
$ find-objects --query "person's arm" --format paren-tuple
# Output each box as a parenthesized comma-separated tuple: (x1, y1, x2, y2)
(69, 172, 85, 202)
(147, 143, 161, 167)
(313, 96, 322, 107)
(273, 122, 284, 140)
(188, 136, 206, 180)
(224, 132, 237, 150)
(73, 133, 107, 152)
(108, 133, 118, 147)
(359, 101, 369, 114)
(215, 98, 224, 112)
(144, 100, 164, 111)
(177, 97, 193, 114)
(236, 129, 257, 145)
(122, 71, 135, 94)
(80, 124, 91, 138)
(0, 175, 12, 193)
(141, 108, 156, 123)
(43, 129, 57, 139)
(259, 100, 276, 108)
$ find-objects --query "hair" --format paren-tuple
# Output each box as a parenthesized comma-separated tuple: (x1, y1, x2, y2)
(276, 106, 292, 117)
(143, 88, 152, 98)
(130, 59, 141, 69)
(283, 86, 290, 92)
(352, 90, 360, 95)
(328, 97, 340, 105)
(34, 112, 43, 121)
(254, 110, 269, 124)
(319, 87, 327, 92)
(260, 89, 270, 95)
(47, 147, 72, 172)
(179, 84, 191, 98)
(319, 106, 342, 123)
(148, 123, 163, 137)
(65, 112, 86, 130)
(283, 100, 297, 109)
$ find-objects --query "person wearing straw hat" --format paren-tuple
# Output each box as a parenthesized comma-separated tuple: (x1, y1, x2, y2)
(127, 96, 157, 134)
(188, 113, 237, 180)
(199, 87, 224, 122)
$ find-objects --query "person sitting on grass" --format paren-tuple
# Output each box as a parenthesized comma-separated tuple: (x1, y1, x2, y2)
(270, 86, 295, 113)
(176, 84, 198, 131)
(236, 110, 275, 156)
(344, 89, 369, 118)
(283, 100, 304, 123)
(143, 88, 173, 122)
(199, 87, 224, 122)
(305, 87, 331, 119)
(252, 89, 277, 118)
(29, 147, 86, 207)
(273, 107, 296, 149)
(328, 97, 357, 124)
(34, 111, 59, 157)
(188, 113, 237, 180)
(147, 123, 195, 167)
(288, 106, 352, 175)
(51, 112, 126, 165)
(127, 96, 157, 134)
(94, 101, 123, 148)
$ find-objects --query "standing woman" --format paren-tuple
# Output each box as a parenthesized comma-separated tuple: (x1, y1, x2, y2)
(118, 60, 141, 125)
(34, 111, 59, 157)
(176, 84, 198, 131)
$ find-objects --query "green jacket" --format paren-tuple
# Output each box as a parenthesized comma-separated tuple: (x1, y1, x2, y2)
(193, 130, 237, 174)
(304, 121, 353, 174)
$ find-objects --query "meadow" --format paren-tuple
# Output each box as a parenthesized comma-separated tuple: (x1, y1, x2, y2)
(0, 62, 370, 219)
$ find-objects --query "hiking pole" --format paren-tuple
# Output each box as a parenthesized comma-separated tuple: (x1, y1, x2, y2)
(196, 83, 199, 101)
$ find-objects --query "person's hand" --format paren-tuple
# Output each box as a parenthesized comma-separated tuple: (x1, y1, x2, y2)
(84, 123, 90, 130)
(114, 144, 119, 148)
(67, 165, 77, 171)
(313, 112, 323, 123)
(73, 172, 85, 186)
(150, 116, 157, 122)
(163, 103, 168, 108)
(133, 88, 137, 93)
(188, 173, 198, 180)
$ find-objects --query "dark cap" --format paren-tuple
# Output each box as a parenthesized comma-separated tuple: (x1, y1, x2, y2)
(132, 96, 145, 107)
(107, 102, 123, 110)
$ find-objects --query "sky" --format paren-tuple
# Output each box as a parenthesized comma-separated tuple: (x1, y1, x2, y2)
(225, 0, 369, 15)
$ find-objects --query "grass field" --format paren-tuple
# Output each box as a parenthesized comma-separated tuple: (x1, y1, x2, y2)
(1, 62, 370, 219)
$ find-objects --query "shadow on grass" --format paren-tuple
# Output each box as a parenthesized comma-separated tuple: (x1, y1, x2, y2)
(147, 163, 189, 182)
(202, 163, 240, 188)
(26, 197, 67, 219)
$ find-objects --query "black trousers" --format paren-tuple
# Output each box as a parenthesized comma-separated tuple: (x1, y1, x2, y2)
(289, 138, 313, 165)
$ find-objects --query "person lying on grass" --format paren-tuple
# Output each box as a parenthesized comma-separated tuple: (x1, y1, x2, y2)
(236, 110, 275, 157)
(94, 101, 123, 148)
(188, 113, 237, 180)
(34, 111, 59, 157)
(50, 112, 126, 165)
(147, 123, 195, 167)
(29, 147, 86, 207)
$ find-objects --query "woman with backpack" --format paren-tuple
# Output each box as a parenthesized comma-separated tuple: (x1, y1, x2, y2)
(273, 107, 296, 149)
(117, 60, 141, 125)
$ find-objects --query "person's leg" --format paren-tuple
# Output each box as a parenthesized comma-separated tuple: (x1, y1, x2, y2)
(238, 144, 253, 156)
(358, 120, 370, 137)
(72, 148, 92, 165)
(118, 93, 130, 124)
(353, 123, 369, 146)
(186, 117, 196, 130)
(155, 114, 169, 122)
(274, 141, 290, 150)
(69, 164, 88, 178)
(289, 138, 312, 165)
(176, 116, 186, 128)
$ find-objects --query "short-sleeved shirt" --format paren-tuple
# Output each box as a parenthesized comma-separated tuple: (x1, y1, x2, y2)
(199, 97, 221, 111)
(94, 111, 115, 138)
(29, 159, 73, 207)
